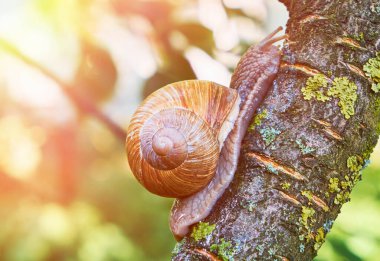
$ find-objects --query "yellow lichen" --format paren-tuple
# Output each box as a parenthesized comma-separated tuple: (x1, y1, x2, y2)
(300, 206, 315, 230)
(281, 182, 291, 190)
(249, 109, 268, 132)
(301, 74, 330, 101)
(328, 156, 364, 206)
(328, 178, 340, 193)
(363, 52, 380, 93)
(301, 75, 358, 119)
(347, 155, 364, 172)
(210, 238, 236, 261)
(301, 190, 313, 202)
(327, 77, 358, 119)
(191, 222, 216, 241)
(314, 227, 326, 250)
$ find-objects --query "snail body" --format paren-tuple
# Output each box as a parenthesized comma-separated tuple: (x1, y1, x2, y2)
(126, 27, 286, 240)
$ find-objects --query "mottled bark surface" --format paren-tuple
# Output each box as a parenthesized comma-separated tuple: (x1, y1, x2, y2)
(172, 0, 380, 260)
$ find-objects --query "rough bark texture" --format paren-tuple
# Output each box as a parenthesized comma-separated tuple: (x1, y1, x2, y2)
(172, 0, 380, 260)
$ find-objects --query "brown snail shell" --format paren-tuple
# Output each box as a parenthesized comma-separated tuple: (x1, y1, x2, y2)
(126, 80, 240, 198)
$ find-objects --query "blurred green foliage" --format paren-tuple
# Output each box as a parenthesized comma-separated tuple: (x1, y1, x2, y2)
(316, 164, 380, 261)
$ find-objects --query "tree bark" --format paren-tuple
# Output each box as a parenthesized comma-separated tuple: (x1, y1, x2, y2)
(172, 0, 380, 260)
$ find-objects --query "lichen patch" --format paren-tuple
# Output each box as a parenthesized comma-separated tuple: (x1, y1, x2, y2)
(301, 74, 330, 101)
(363, 52, 380, 93)
(301, 74, 358, 119)
(248, 109, 268, 132)
(191, 222, 216, 241)
(327, 77, 358, 119)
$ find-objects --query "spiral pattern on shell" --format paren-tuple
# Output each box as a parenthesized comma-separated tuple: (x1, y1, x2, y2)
(126, 80, 239, 198)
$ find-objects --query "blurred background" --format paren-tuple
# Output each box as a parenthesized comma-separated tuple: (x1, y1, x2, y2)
(0, 0, 378, 260)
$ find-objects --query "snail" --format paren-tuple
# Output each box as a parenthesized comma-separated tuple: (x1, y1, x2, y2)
(126, 27, 287, 240)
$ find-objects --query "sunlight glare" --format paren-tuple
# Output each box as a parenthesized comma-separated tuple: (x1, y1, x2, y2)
(198, 0, 227, 31)
(185, 47, 231, 87)
(214, 19, 239, 51)
(96, 15, 157, 79)
(0, 57, 75, 123)
(199, 0, 239, 51)
(2, 58, 60, 106)
(223, 0, 268, 21)
(87, 120, 117, 154)
(38, 204, 75, 246)
(0, 116, 43, 179)
(232, 16, 266, 43)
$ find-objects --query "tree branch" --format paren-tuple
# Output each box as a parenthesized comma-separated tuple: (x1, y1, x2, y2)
(0, 39, 127, 141)
(173, 0, 380, 260)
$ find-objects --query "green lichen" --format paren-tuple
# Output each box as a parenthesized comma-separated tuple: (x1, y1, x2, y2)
(298, 206, 317, 245)
(340, 177, 350, 190)
(268, 247, 277, 256)
(259, 127, 280, 146)
(358, 32, 365, 41)
(342, 172, 361, 191)
(351, 168, 362, 184)
(240, 200, 256, 212)
(301, 75, 358, 119)
(190, 222, 215, 241)
(296, 139, 315, 155)
(314, 227, 326, 250)
(372, 83, 380, 93)
(249, 109, 268, 132)
(301, 74, 330, 101)
(267, 164, 279, 175)
(210, 238, 236, 261)
(299, 243, 305, 253)
(305, 232, 315, 242)
(351, 32, 365, 42)
(370, 5, 380, 13)
(328, 178, 341, 193)
(362, 142, 380, 160)
(301, 189, 328, 212)
(281, 182, 291, 190)
(172, 239, 185, 256)
(365, 52, 380, 80)
(363, 52, 380, 93)
(334, 191, 351, 205)
(327, 77, 358, 119)
(300, 206, 316, 230)
(347, 155, 364, 172)
(301, 190, 313, 202)
(328, 156, 364, 205)
(323, 220, 334, 233)
(255, 244, 264, 256)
